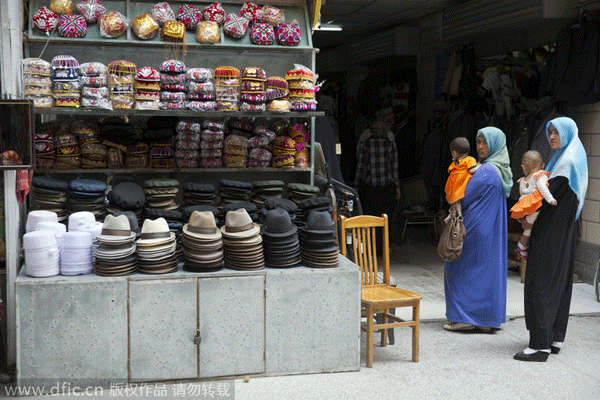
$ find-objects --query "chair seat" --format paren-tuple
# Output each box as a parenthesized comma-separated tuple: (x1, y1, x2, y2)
(362, 285, 422, 306)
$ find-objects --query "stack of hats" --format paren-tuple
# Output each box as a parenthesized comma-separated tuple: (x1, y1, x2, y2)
(65, 179, 107, 217)
(80, 61, 110, 109)
(265, 76, 290, 112)
(53, 124, 81, 170)
(23, 230, 60, 277)
(299, 210, 339, 268)
(182, 205, 220, 224)
(248, 125, 275, 167)
(240, 67, 267, 112)
(223, 202, 258, 224)
(145, 209, 184, 260)
(271, 136, 297, 168)
(149, 137, 175, 168)
(221, 209, 264, 270)
(175, 121, 201, 168)
(106, 181, 146, 223)
(186, 68, 216, 111)
(101, 117, 138, 165)
(34, 221, 66, 242)
(214, 66, 240, 111)
(252, 180, 285, 209)
(68, 211, 103, 265)
(286, 67, 317, 111)
(296, 197, 332, 225)
(182, 182, 217, 206)
(182, 211, 224, 272)
(34, 122, 57, 169)
(144, 179, 179, 211)
(136, 218, 179, 274)
(261, 208, 301, 268)
(22, 58, 54, 108)
(134, 66, 161, 110)
(228, 118, 253, 138)
(262, 197, 298, 224)
(287, 183, 320, 204)
(159, 59, 187, 110)
(94, 214, 138, 276)
(218, 179, 253, 206)
(107, 60, 136, 109)
(51, 55, 81, 108)
(199, 119, 225, 168)
(289, 123, 310, 167)
(125, 142, 150, 168)
(30, 177, 69, 221)
(25, 210, 59, 233)
(59, 231, 93, 275)
(223, 134, 248, 168)
(73, 119, 108, 169)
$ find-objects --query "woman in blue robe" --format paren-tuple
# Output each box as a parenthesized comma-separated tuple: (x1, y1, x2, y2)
(444, 127, 513, 332)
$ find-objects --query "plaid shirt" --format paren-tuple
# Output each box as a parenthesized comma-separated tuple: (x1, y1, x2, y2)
(354, 135, 399, 188)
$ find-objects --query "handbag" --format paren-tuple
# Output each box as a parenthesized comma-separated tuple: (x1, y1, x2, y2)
(437, 202, 466, 262)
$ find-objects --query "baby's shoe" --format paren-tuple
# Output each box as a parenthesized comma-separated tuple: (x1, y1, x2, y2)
(515, 247, 527, 261)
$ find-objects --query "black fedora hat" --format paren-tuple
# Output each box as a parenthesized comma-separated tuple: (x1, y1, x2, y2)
(300, 210, 335, 233)
(261, 208, 298, 238)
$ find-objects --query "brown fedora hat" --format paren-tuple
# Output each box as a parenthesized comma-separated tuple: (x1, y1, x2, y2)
(220, 209, 260, 238)
(183, 211, 222, 241)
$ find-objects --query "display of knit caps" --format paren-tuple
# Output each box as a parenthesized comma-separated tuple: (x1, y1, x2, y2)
(125, 142, 150, 168)
(53, 122, 81, 169)
(79, 61, 110, 109)
(144, 178, 179, 210)
(199, 119, 225, 167)
(30, 176, 69, 221)
(94, 214, 138, 276)
(26, 210, 59, 233)
(182, 211, 224, 272)
(149, 137, 175, 168)
(214, 66, 240, 111)
(298, 210, 339, 268)
(136, 217, 178, 274)
(159, 59, 187, 110)
(271, 136, 296, 168)
(107, 181, 146, 222)
(285, 66, 317, 111)
(186, 68, 216, 111)
(220, 208, 264, 270)
(34, 121, 57, 169)
(23, 230, 60, 277)
(218, 179, 253, 207)
(296, 196, 331, 226)
(252, 180, 285, 210)
(182, 182, 217, 206)
(223, 134, 248, 168)
(261, 208, 301, 268)
(240, 67, 266, 113)
(65, 178, 107, 217)
(134, 66, 161, 110)
(223, 202, 258, 224)
(59, 231, 93, 275)
(51, 55, 81, 108)
(107, 60, 136, 109)
(22, 58, 54, 108)
(288, 123, 310, 167)
(286, 182, 320, 203)
(175, 121, 201, 167)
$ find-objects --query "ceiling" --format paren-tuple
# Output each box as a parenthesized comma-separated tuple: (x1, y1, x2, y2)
(312, 0, 467, 48)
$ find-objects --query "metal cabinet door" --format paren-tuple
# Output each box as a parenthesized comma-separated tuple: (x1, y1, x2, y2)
(199, 275, 265, 378)
(129, 278, 198, 382)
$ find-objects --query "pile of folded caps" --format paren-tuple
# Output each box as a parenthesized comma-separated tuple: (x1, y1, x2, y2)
(240, 67, 267, 112)
(295, 196, 332, 226)
(67, 210, 99, 254)
(175, 120, 201, 168)
(106, 181, 146, 224)
(252, 180, 285, 210)
(73, 118, 108, 168)
(218, 179, 253, 206)
(261, 197, 297, 224)
(186, 68, 216, 111)
(261, 208, 301, 268)
(286, 182, 320, 204)
(23, 229, 60, 277)
(159, 59, 187, 110)
(31, 219, 66, 275)
(34, 122, 57, 168)
(134, 66, 161, 110)
(221, 209, 264, 270)
(271, 136, 296, 168)
(222, 202, 258, 224)
(182, 182, 217, 206)
(59, 231, 93, 275)
(65, 178, 107, 217)
(144, 178, 179, 211)
(136, 217, 178, 274)
(200, 119, 225, 168)
(94, 214, 138, 276)
(299, 210, 340, 268)
(51, 55, 81, 108)
(30, 176, 69, 221)
(223, 134, 248, 168)
(22, 57, 54, 108)
(182, 210, 224, 272)
(79, 61, 110, 109)
(248, 126, 275, 167)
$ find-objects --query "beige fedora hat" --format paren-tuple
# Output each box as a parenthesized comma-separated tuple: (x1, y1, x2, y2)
(136, 217, 176, 246)
(220, 209, 260, 238)
(183, 211, 222, 240)
(96, 214, 136, 244)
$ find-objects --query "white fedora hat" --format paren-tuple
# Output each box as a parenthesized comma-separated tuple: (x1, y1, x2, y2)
(137, 217, 176, 246)
(183, 211, 222, 241)
(220, 209, 260, 239)
(96, 214, 136, 243)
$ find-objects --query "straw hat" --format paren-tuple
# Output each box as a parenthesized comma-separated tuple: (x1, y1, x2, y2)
(220, 209, 260, 238)
(137, 217, 176, 246)
(183, 211, 222, 240)
(96, 214, 136, 243)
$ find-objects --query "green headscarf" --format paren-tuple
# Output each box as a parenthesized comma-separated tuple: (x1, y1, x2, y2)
(476, 127, 513, 198)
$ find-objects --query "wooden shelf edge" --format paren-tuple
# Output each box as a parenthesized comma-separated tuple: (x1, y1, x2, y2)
(33, 108, 324, 118)
(34, 167, 312, 174)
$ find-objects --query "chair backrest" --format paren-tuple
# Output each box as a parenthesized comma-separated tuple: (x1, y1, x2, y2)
(339, 214, 390, 286)
(399, 175, 433, 210)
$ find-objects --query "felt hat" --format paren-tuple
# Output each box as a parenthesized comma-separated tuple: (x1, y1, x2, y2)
(96, 214, 136, 243)
(137, 217, 176, 246)
(261, 208, 297, 238)
(113, 211, 141, 237)
(183, 211, 222, 240)
(300, 210, 336, 233)
(220, 209, 259, 238)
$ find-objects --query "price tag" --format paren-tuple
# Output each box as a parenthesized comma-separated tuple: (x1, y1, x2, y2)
(335, 143, 342, 155)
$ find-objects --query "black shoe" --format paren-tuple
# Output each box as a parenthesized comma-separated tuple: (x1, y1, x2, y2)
(550, 345, 561, 354)
(513, 350, 550, 362)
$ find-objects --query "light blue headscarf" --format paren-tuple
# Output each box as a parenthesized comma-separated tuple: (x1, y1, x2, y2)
(545, 117, 588, 220)
(476, 127, 513, 198)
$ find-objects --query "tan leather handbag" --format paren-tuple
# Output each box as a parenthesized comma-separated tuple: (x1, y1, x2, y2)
(437, 202, 466, 262)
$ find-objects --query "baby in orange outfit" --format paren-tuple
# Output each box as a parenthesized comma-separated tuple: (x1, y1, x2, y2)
(444, 137, 477, 223)
(510, 150, 557, 260)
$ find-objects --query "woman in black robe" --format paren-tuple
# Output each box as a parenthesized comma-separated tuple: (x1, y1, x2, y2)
(514, 117, 588, 362)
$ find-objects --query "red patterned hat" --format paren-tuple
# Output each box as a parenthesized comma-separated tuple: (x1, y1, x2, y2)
(203, 2, 226, 25)
(239, 1, 261, 23)
(136, 67, 160, 82)
(176, 4, 202, 31)
(33, 7, 59, 33)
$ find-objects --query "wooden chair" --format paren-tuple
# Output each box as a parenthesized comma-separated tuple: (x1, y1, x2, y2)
(397, 175, 439, 242)
(339, 214, 422, 367)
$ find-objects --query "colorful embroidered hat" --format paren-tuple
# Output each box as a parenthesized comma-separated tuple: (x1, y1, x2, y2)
(176, 4, 202, 31)
(214, 66, 240, 79)
(151, 1, 175, 26)
(58, 14, 87, 38)
(242, 67, 267, 81)
(202, 2, 226, 24)
(223, 13, 249, 39)
(132, 13, 159, 40)
(33, 7, 59, 33)
(136, 66, 160, 81)
(76, 0, 107, 23)
(239, 1, 261, 22)
(160, 59, 187, 73)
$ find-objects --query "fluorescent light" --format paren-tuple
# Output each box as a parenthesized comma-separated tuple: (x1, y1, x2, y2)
(315, 24, 343, 31)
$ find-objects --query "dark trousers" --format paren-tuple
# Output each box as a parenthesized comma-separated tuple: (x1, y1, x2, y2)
(359, 184, 396, 252)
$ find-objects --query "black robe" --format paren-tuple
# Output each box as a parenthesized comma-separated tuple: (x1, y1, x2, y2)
(525, 176, 578, 349)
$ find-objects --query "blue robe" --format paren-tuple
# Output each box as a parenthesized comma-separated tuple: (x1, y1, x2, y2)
(444, 163, 507, 327)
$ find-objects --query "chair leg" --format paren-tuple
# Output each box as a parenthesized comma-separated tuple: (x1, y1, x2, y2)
(412, 302, 420, 362)
(388, 308, 395, 345)
(366, 305, 374, 368)
(401, 219, 408, 241)
(381, 308, 388, 347)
